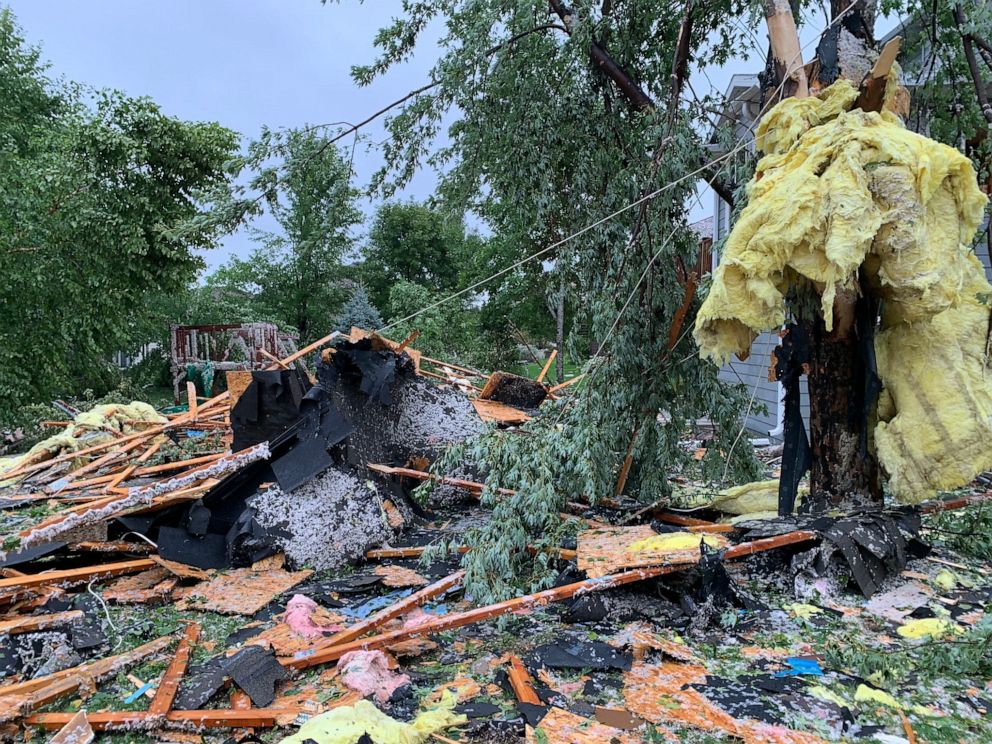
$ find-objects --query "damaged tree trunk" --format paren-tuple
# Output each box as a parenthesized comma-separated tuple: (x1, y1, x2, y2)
(804, 0, 884, 512)
(762, 0, 884, 512)
(804, 282, 882, 511)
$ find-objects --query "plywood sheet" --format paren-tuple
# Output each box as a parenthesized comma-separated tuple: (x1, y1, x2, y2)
(576, 526, 729, 578)
(176, 567, 312, 616)
(373, 565, 429, 588)
(471, 398, 532, 425)
(526, 706, 641, 744)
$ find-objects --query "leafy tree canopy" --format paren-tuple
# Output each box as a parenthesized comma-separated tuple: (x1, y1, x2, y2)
(340, 0, 762, 599)
(361, 200, 473, 309)
(203, 129, 362, 342)
(0, 8, 238, 419)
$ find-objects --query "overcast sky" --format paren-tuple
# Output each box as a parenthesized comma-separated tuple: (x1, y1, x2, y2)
(9, 2, 886, 274)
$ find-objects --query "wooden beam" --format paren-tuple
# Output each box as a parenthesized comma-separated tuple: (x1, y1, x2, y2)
(547, 374, 585, 394)
(507, 655, 541, 705)
(855, 36, 902, 113)
(102, 440, 161, 494)
(25, 709, 303, 731)
(0, 610, 83, 635)
(295, 570, 465, 655)
(0, 559, 156, 591)
(258, 348, 288, 369)
(186, 381, 198, 421)
(148, 623, 199, 715)
(536, 350, 557, 384)
(290, 530, 817, 670)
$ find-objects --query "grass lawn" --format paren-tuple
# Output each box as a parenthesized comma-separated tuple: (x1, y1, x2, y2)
(514, 358, 583, 383)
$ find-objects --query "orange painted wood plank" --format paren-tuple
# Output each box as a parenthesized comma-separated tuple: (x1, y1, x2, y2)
(0, 559, 155, 591)
(148, 623, 200, 715)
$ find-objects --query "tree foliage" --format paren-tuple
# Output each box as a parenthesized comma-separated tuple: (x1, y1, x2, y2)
(0, 9, 238, 419)
(334, 284, 384, 333)
(361, 200, 469, 309)
(203, 129, 362, 342)
(343, 0, 762, 600)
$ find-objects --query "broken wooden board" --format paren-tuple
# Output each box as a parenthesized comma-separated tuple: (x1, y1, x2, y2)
(149, 623, 200, 715)
(47, 709, 94, 744)
(0, 559, 156, 592)
(526, 706, 641, 744)
(25, 709, 304, 731)
(176, 567, 312, 616)
(576, 525, 729, 578)
(471, 397, 532, 425)
(102, 568, 176, 604)
(0, 610, 82, 635)
(372, 564, 429, 588)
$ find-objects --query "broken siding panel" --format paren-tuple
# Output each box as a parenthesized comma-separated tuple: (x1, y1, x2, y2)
(717, 332, 779, 438)
(975, 238, 992, 280)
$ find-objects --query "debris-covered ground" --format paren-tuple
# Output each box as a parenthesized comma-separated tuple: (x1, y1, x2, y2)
(0, 329, 990, 744)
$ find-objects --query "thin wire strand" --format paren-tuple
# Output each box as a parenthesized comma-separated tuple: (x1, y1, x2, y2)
(375, 4, 858, 337)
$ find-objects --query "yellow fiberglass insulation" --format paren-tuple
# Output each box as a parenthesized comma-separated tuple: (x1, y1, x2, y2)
(0, 402, 167, 477)
(694, 78, 992, 504)
(278, 691, 466, 744)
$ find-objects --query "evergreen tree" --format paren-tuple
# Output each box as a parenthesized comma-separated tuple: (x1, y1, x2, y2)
(334, 285, 384, 333)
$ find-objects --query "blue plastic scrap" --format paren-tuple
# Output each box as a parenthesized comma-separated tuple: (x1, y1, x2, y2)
(774, 657, 823, 677)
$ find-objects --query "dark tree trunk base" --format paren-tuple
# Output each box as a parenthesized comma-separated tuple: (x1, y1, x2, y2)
(803, 284, 883, 513)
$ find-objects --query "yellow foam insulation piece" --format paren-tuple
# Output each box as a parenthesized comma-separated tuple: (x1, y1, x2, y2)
(695, 77, 992, 503)
(0, 402, 166, 479)
(896, 616, 961, 640)
(808, 685, 848, 708)
(680, 479, 802, 516)
(628, 531, 724, 552)
(279, 691, 466, 744)
(786, 603, 822, 620)
(854, 684, 901, 709)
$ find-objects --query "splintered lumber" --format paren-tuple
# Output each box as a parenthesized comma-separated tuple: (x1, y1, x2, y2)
(421, 356, 484, 377)
(536, 350, 557, 384)
(149, 623, 200, 714)
(1, 393, 229, 482)
(920, 490, 992, 514)
(547, 374, 584, 394)
(0, 635, 172, 721)
(25, 709, 303, 731)
(0, 558, 155, 591)
(302, 570, 465, 654)
(186, 381, 198, 421)
(62, 452, 227, 492)
(508, 655, 541, 705)
(0, 610, 83, 635)
(102, 440, 161, 494)
(472, 398, 533, 425)
(289, 531, 817, 670)
(47, 710, 94, 744)
(0, 675, 85, 724)
(367, 463, 513, 497)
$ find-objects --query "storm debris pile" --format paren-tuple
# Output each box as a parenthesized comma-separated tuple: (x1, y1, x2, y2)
(0, 328, 990, 742)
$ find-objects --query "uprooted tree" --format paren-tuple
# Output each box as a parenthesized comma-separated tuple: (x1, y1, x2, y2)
(342, 0, 764, 601)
